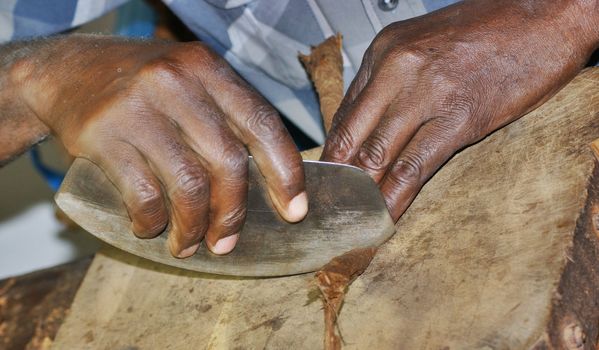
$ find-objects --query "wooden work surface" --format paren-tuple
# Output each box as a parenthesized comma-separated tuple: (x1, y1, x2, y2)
(0, 258, 91, 350)
(53, 69, 599, 349)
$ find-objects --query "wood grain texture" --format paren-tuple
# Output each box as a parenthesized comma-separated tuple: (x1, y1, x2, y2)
(0, 258, 91, 350)
(54, 68, 599, 349)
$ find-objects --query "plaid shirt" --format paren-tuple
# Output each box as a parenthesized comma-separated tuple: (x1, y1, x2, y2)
(0, 0, 459, 142)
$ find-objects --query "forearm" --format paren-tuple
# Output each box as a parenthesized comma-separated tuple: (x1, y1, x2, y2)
(574, 0, 599, 49)
(455, 0, 599, 97)
(0, 35, 156, 165)
(0, 40, 50, 166)
(505, 0, 598, 58)
(508, 0, 599, 100)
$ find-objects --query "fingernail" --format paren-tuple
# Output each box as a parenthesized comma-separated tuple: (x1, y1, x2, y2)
(208, 234, 239, 255)
(176, 243, 200, 258)
(286, 191, 308, 222)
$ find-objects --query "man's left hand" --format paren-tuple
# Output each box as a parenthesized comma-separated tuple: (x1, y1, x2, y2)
(322, 0, 598, 220)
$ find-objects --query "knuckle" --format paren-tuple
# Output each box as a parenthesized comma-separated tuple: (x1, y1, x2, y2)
(177, 42, 236, 80)
(172, 166, 210, 204)
(437, 93, 477, 136)
(137, 58, 184, 87)
(356, 134, 390, 172)
(245, 104, 281, 137)
(399, 48, 427, 66)
(127, 179, 167, 234)
(382, 47, 426, 71)
(387, 155, 423, 188)
(217, 143, 248, 176)
(432, 71, 463, 96)
(183, 42, 219, 62)
(130, 178, 163, 212)
(324, 123, 356, 162)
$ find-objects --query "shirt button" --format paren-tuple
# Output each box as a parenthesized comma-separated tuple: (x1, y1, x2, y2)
(378, 0, 399, 11)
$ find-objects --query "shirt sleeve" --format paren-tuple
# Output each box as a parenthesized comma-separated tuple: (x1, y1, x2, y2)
(0, 0, 130, 43)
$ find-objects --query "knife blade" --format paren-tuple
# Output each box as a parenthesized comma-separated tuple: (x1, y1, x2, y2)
(55, 157, 395, 277)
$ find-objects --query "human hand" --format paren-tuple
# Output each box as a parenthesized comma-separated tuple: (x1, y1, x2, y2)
(322, 0, 598, 220)
(15, 35, 307, 257)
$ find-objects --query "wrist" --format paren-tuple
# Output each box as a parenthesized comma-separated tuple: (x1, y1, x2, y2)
(572, 0, 599, 51)
(539, 0, 599, 57)
(16, 34, 160, 136)
(0, 41, 50, 164)
(13, 35, 82, 130)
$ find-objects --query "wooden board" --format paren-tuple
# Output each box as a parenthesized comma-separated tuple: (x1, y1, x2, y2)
(53, 68, 599, 349)
(0, 258, 91, 350)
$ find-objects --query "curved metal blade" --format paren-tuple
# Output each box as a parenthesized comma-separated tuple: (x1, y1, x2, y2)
(55, 157, 395, 277)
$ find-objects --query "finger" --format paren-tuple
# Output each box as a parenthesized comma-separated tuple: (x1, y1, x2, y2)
(320, 78, 394, 164)
(329, 51, 373, 130)
(167, 95, 249, 255)
(337, 61, 371, 114)
(135, 126, 211, 258)
(380, 118, 462, 221)
(201, 68, 307, 222)
(353, 102, 424, 183)
(90, 142, 168, 238)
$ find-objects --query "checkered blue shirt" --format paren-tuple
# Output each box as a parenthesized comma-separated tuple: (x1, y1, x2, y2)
(1, 0, 459, 142)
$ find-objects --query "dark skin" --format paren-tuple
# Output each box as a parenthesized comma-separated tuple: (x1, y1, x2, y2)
(1, 0, 598, 256)
(322, 0, 599, 219)
(2, 36, 308, 257)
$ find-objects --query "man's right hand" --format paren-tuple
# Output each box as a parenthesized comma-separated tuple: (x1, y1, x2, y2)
(12, 35, 307, 257)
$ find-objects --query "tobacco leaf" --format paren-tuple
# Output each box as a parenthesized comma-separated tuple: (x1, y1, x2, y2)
(315, 247, 378, 350)
(300, 34, 380, 350)
(299, 33, 344, 134)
